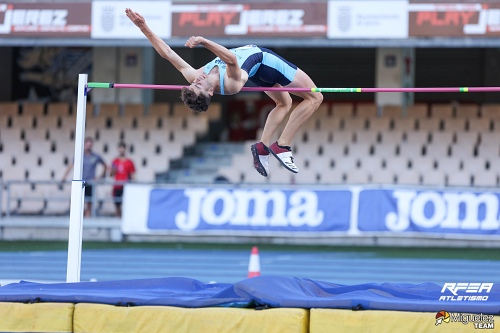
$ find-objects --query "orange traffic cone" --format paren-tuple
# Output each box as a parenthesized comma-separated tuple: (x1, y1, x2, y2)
(248, 246, 261, 278)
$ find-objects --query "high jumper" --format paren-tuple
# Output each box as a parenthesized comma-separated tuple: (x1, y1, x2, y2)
(125, 8, 323, 177)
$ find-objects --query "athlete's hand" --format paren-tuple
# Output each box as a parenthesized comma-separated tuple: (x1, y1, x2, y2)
(125, 8, 146, 29)
(185, 36, 205, 48)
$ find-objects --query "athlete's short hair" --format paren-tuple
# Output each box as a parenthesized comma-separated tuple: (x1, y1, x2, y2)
(180, 87, 210, 113)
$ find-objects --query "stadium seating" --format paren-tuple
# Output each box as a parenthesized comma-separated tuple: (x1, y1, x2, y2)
(331, 103, 354, 118)
(421, 169, 446, 186)
(481, 103, 500, 119)
(0, 100, 217, 215)
(319, 168, 344, 184)
(456, 103, 479, 118)
(406, 103, 428, 118)
(47, 102, 70, 117)
(447, 170, 472, 187)
(220, 100, 500, 188)
(0, 102, 19, 116)
(1, 99, 499, 216)
(381, 105, 402, 118)
(430, 103, 454, 118)
(370, 169, 395, 185)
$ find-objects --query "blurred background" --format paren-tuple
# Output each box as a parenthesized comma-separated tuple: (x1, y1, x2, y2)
(1, 0, 500, 283)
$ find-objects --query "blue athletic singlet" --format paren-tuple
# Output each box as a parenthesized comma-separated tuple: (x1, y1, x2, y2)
(203, 45, 298, 95)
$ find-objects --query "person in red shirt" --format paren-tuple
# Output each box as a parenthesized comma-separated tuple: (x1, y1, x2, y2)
(110, 142, 136, 217)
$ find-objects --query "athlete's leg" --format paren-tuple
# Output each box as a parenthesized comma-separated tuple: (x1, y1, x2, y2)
(251, 88, 292, 177)
(266, 69, 322, 173)
(278, 69, 323, 147)
(262, 89, 304, 173)
(260, 88, 293, 147)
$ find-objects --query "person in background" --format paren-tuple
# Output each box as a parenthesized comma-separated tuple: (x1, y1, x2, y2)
(110, 141, 136, 217)
(62, 137, 107, 217)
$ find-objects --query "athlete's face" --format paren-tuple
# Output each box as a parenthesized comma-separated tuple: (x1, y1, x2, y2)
(189, 74, 213, 97)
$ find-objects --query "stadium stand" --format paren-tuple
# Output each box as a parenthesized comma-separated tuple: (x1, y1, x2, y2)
(0, 100, 217, 216)
(481, 103, 500, 119)
(447, 170, 473, 187)
(0, 102, 19, 116)
(319, 168, 344, 184)
(331, 102, 354, 118)
(22, 102, 45, 117)
(406, 103, 428, 118)
(217, 100, 500, 188)
(47, 102, 70, 117)
(2, 99, 499, 216)
(345, 168, 370, 184)
(370, 117, 392, 131)
(456, 103, 480, 118)
(381, 105, 403, 118)
(421, 169, 446, 187)
(443, 118, 467, 132)
(293, 169, 318, 185)
(370, 169, 395, 185)
(430, 103, 454, 118)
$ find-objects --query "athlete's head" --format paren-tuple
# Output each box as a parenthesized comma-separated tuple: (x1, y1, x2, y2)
(180, 74, 213, 112)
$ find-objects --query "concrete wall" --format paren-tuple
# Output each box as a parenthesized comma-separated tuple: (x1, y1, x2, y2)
(91, 47, 144, 105)
(375, 47, 416, 108)
(376, 48, 404, 108)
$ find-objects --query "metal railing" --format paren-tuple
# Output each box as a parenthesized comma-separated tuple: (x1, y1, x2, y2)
(1, 179, 133, 218)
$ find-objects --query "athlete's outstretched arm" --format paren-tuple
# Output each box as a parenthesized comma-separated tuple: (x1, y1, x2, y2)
(125, 8, 197, 82)
(185, 36, 241, 83)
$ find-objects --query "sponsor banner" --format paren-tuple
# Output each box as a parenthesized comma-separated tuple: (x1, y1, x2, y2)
(358, 189, 500, 234)
(0, 2, 91, 37)
(123, 186, 352, 233)
(91, 1, 171, 39)
(327, 0, 409, 39)
(171, 2, 327, 37)
(409, 2, 500, 37)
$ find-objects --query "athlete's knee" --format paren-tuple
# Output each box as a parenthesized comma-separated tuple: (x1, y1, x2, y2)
(311, 93, 323, 109)
(276, 94, 293, 110)
(303, 92, 323, 111)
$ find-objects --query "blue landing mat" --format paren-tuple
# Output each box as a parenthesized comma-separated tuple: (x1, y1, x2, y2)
(0, 276, 498, 314)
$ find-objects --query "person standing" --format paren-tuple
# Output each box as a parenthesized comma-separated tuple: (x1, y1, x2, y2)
(110, 142, 136, 217)
(62, 137, 107, 217)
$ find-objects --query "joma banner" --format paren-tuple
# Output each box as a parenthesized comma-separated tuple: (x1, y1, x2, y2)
(358, 189, 500, 234)
(121, 186, 352, 233)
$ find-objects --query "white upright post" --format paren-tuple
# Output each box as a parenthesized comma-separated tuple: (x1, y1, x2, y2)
(66, 74, 88, 283)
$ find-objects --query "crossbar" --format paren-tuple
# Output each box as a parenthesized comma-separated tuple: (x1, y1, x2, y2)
(87, 82, 500, 93)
